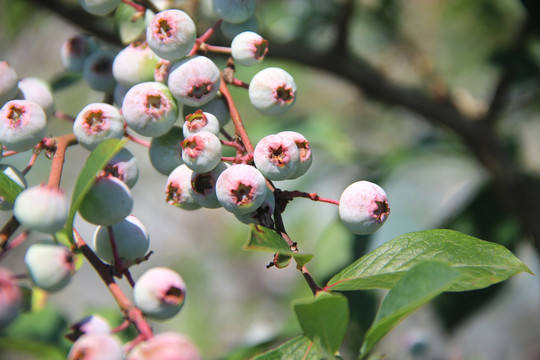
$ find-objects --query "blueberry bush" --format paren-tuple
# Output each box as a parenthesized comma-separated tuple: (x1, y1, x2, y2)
(0, 0, 537, 359)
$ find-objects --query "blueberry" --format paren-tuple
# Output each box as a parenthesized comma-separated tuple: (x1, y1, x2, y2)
(190, 161, 229, 208)
(13, 185, 69, 234)
(146, 9, 196, 61)
(338, 181, 390, 235)
(24, 241, 74, 292)
(148, 126, 184, 175)
(183, 110, 221, 138)
(181, 131, 222, 173)
(0, 100, 47, 152)
(249, 67, 297, 116)
(61, 34, 100, 73)
(73, 103, 124, 151)
(93, 215, 149, 264)
(215, 164, 267, 214)
(183, 93, 230, 127)
(16, 77, 55, 119)
(68, 314, 111, 342)
(167, 56, 221, 107)
(133, 267, 186, 320)
(112, 42, 160, 88)
(78, 176, 134, 226)
(0, 61, 19, 106)
(122, 81, 179, 137)
(220, 16, 258, 40)
(165, 164, 201, 210)
(127, 332, 201, 360)
(231, 31, 268, 66)
(277, 131, 312, 178)
(67, 333, 123, 360)
(83, 49, 117, 93)
(234, 187, 275, 226)
(212, 0, 256, 24)
(103, 148, 139, 188)
(79, 0, 121, 16)
(253, 133, 300, 181)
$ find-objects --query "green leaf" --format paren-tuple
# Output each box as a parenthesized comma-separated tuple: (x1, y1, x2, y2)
(245, 224, 313, 268)
(294, 292, 349, 356)
(252, 335, 324, 360)
(0, 337, 65, 360)
(360, 261, 461, 358)
(64, 138, 128, 245)
(50, 72, 82, 92)
(0, 170, 25, 205)
(115, 3, 148, 45)
(326, 229, 531, 292)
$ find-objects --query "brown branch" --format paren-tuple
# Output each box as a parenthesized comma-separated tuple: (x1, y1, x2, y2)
(47, 133, 78, 188)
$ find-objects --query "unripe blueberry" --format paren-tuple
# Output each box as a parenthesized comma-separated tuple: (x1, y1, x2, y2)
(277, 131, 312, 178)
(83, 49, 117, 93)
(102, 148, 139, 188)
(183, 93, 230, 127)
(122, 82, 179, 137)
(0, 267, 21, 331)
(168, 56, 221, 107)
(231, 31, 268, 66)
(165, 165, 201, 210)
(24, 241, 74, 292)
(73, 103, 124, 151)
(254, 134, 300, 181)
(234, 187, 275, 226)
(338, 181, 390, 235)
(149, 126, 184, 175)
(113, 83, 129, 108)
(79, 176, 134, 226)
(181, 131, 222, 173)
(113, 42, 160, 88)
(215, 164, 267, 214)
(146, 9, 196, 61)
(127, 332, 201, 360)
(0, 100, 47, 152)
(183, 110, 220, 138)
(67, 333, 123, 360)
(93, 215, 149, 264)
(13, 185, 69, 234)
(68, 314, 111, 342)
(79, 0, 122, 16)
(212, 0, 256, 24)
(249, 67, 297, 116)
(190, 162, 228, 208)
(0, 61, 19, 106)
(16, 77, 55, 119)
(0, 164, 27, 211)
(61, 34, 100, 73)
(220, 16, 258, 40)
(133, 267, 186, 321)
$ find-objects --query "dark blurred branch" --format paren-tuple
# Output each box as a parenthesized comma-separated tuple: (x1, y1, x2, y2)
(334, 0, 355, 54)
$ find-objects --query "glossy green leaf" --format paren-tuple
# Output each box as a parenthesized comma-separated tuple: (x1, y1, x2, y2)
(294, 292, 349, 356)
(0, 170, 24, 205)
(326, 229, 531, 292)
(64, 138, 128, 245)
(115, 3, 147, 45)
(245, 224, 313, 268)
(252, 335, 324, 360)
(360, 261, 460, 358)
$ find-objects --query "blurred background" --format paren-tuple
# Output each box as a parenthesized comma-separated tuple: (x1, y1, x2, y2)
(0, 0, 539, 359)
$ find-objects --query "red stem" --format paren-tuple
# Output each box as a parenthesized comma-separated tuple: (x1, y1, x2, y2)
(125, 133, 151, 148)
(47, 133, 78, 188)
(189, 19, 223, 56)
(0, 231, 30, 261)
(281, 190, 339, 205)
(121, 0, 145, 12)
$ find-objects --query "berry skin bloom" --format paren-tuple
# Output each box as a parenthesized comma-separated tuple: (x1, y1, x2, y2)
(181, 131, 222, 173)
(249, 67, 297, 116)
(231, 31, 268, 66)
(253, 134, 300, 181)
(73, 103, 124, 151)
(24, 241, 74, 292)
(146, 9, 196, 61)
(0, 100, 47, 152)
(338, 181, 390, 235)
(127, 332, 201, 360)
(165, 164, 201, 211)
(215, 164, 267, 215)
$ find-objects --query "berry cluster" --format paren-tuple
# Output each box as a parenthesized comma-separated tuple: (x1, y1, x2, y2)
(0, 1, 390, 358)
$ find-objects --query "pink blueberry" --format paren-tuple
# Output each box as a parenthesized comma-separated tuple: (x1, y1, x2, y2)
(249, 67, 297, 116)
(133, 267, 187, 320)
(67, 333, 123, 360)
(167, 56, 221, 107)
(24, 241, 74, 292)
(0, 100, 47, 152)
(234, 187, 275, 226)
(190, 161, 228, 208)
(183, 93, 230, 127)
(181, 131, 222, 173)
(0, 61, 18, 106)
(146, 9, 197, 61)
(253, 134, 300, 181)
(112, 42, 160, 88)
(231, 31, 268, 66)
(16, 77, 55, 118)
(277, 131, 312, 178)
(183, 110, 220, 138)
(122, 81, 178, 137)
(67, 314, 111, 342)
(127, 332, 201, 360)
(165, 164, 202, 210)
(73, 103, 124, 150)
(215, 164, 267, 214)
(338, 181, 390, 235)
